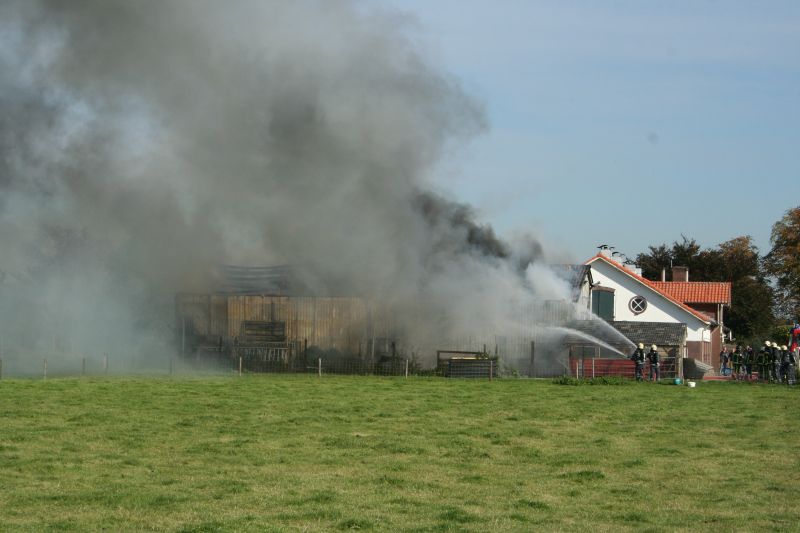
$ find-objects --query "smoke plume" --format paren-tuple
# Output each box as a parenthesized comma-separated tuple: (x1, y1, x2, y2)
(0, 0, 574, 370)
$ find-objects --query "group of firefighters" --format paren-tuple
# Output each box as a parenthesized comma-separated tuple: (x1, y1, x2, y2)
(629, 343, 662, 382)
(628, 322, 800, 384)
(719, 339, 797, 385)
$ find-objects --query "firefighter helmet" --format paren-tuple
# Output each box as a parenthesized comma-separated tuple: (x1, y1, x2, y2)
(765, 341, 771, 347)
(651, 344, 657, 350)
(638, 343, 644, 349)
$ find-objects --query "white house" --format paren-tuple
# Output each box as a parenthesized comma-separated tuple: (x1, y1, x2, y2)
(585, 252, 715, 363)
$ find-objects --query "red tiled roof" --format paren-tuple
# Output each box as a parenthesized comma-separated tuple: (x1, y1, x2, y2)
(584, 254, 712, 324)
(648, 281, 731, 305)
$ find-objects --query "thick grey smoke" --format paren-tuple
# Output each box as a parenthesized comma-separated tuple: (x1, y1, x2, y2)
(0, 0, 581, 371)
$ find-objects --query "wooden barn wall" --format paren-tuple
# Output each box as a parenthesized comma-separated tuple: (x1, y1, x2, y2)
(225, 295, 395, 353)
(175, 294, 228, 338)
(176, 294, 582, 362)
(176, 294, 395, 354)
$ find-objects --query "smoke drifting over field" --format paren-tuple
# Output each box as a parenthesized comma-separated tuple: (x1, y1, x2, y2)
(0, 0, 577, 369)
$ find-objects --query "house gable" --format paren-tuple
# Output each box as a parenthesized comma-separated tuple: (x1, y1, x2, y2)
(585, 255, 710, 333)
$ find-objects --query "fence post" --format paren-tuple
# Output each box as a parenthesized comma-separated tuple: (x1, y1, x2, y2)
(169, 357, 173, 376)
(82, 357, 86, 376)
(489, 360, 493, 381)
(592, 357, 595, 378)
(318, 357, 322, 377)
(43, 358, 47, 380)
(0, 357, 3, 380)
(238, 356, 242, 377)
(104, 353, 108, 375)
(405, 359, 409, 378)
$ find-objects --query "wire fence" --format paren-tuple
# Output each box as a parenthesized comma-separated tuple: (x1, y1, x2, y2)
(0, 355, 422, 379)
(0, 354, 232, 379)
(0, 354, 680, 381)
(568, 357, 679, 380)
(0, 354, 504, 380)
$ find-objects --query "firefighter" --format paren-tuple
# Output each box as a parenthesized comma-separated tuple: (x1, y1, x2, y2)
(785, 345, 797, 386)
(647, 344, 660, 382)
(779, 345, 790, 384)
(630, 343, 646, 382)
(743, 345, 755, 380)
(771, 341, 782, 383)
(758, 342, 771, 382)
(731, 344, 743, 379)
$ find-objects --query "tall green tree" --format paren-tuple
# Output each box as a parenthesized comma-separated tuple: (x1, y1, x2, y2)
(635, 236, 720, 281)
(764, 206, 800, 320)
(634, 236, 774, 341)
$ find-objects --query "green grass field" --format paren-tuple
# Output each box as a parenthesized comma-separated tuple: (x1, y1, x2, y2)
(1, 375, 798, 532)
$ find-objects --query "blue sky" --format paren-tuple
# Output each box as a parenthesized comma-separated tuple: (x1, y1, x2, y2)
(380, 0, 800, 263)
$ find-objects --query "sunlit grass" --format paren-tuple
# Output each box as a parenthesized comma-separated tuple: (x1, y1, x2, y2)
(0, 375, 797, 531)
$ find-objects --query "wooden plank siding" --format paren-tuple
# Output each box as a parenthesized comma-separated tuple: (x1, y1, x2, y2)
(177, 293, 390, 355)
(176, 295, 630, 371)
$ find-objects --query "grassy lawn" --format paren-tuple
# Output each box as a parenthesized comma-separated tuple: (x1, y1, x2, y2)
(0, 375, 798, 532)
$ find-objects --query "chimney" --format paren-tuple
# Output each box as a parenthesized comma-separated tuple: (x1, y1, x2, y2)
(622, 263, 643, 276)
(599, 249, 612, 258)
(661, 268, 666, 282)
(672, 266, 689, 282)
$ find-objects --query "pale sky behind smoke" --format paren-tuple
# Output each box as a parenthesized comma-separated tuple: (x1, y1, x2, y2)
(382, 0, 800, 263)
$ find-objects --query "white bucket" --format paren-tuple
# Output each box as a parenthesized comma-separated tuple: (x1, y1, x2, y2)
(687, 381, 696, 388)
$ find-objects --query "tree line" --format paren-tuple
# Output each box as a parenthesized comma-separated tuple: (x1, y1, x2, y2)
(632, 206, 800, 345)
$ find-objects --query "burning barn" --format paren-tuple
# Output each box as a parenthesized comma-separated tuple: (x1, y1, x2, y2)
(176, 265, 636, 377)
(176, 266, 402, 372)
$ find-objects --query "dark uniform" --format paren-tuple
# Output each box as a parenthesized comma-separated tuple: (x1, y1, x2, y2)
(647, 347, 660, 382)
(772, 345, 782, 383)
(757, 345, 770, 382)
(731, 345, 743, 378)
(785, 348, 797, 386)
(630, 346, 646, 382)
(778, 346, 789, 383)
(743, 346, 754, 380)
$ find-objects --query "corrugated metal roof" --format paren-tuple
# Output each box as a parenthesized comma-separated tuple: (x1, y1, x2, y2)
(218, 265, 298, 295)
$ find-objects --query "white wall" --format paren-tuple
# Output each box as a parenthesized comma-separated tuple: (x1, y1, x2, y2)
(577, 281, 591, 310)
(589, 260, 709, 342)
